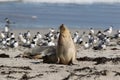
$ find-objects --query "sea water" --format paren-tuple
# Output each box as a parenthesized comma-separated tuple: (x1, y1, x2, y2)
(0, 1, 120, 29)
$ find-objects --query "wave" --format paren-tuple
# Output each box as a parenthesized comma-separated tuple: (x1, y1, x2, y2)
(0, 0, 17, 2)
(1, 0, 120, 4)
(21, 0, 120, 4)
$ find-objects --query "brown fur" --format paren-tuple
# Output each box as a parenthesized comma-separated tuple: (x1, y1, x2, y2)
(56, 24, 77, 65)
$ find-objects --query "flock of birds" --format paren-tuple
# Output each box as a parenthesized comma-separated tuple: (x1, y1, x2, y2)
(0, 26, 58, 49)
(73, 26, 120, 50)
(0, 18, 120, 50)
(0, 18, 60, 49)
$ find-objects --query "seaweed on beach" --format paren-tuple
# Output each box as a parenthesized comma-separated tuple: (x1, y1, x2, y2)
(20, 73, 44, 80)
(20, 74, 29, 80)
(1, 70, 29, 75)
(6, 75, 16, 79)
(0, 53, 9, 58)
(113, 71, 120, 76)
(77, 57, 120, 65)
(0, 65, 32, 70)
(74, 67, 95, 73)
(111, 48, 120, 50)
(63, 69, 107, 80)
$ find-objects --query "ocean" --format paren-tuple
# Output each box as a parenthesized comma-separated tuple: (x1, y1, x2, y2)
(0, 1, 120, 29)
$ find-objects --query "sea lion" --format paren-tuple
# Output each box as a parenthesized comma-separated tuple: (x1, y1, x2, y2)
(56, 24, 77, 65)
(22, 46, 56, 59)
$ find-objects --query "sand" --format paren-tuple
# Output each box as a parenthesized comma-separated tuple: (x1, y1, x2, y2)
(0, 28, 120, 80)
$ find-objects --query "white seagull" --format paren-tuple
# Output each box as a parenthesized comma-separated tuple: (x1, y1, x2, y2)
(83, 42, 90, 49)
(104, 26, 112, 35)
(13, 41, 19, 48)
(26, 30, 31, 39)
(0, 31, 6, 39)
(73, 31, 79, 43)
(90, 28, 94, 35)
(4, 25, 9, 33)
(47, 40, 55, 46)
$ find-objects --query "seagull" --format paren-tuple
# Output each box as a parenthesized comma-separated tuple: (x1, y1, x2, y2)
(96, 31, 106, 41)
(83, 42, 90, 49)
(1, 39, 7, 49)
(21, 37, 27, 44)
(36, 32, 42, 39)
(88, 33, 94, 45)
(39, 39, 48, 46)
(47, 40, 55, 46)
(93, 37, 98, 45)
(114, 30, 120, 39)
(73, 31, 79, 43)
(13, 41, 19, 48)
(30, 41, 36, 48)
(49, 32, 54, 37)
(54, 31, 60, 39)
(4, 25, 9, 33)
(49, 28, 55, 33)
(10, 33, 15, 39)
(49, 35, 55, 41)
(77, 37, 83, 44)
(26, 39, 31, 46)
(6, 40, 10, 47)
(18, 33, 23, 39)
(10, 38, 15, 45)
(90, 28, 94, 35)
(2, 39, 6, 45)
(0, 31, 6, 39)
(101, 42, 106, 50)
(104, 26, 112, 35)
(32, 35, 38, 45)
(6, 35, 11, 41)
(104, 37, 110, 45)
(18, 33, 26, 44)
(117, 30, 120, 33)
(26, 30, 31, 39)
(93, 41, 106, 50)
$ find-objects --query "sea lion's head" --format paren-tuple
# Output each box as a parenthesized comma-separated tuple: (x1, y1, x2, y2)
(59, 24, 70, 36)
(59, 24, 66, 33)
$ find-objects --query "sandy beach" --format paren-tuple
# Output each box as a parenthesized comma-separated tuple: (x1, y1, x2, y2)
(0, 28, 119, 80)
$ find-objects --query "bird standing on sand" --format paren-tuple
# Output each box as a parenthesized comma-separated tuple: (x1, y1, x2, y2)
(2, 39, 6, 45)
(101, 42, 106, 50)
(4, 25, 9, 33)
(73, 31, 79, 43)
(13, 41, 19, 48)
(26, 39, 31, 46)
(10, 38, 15, 45)
(30, 41, 36, 48)
(36, 32, 42, 39)
(77, 37, 83, 44)
(104, 37, 110, 45)
(0, 31, 6, 39)
(50, 28, 55, 33)
(104, 26, 112, 35)
(116, 30, 120, 38)
(83, 42, 90, 49)
(26, 30, 31, 39)
(47, 40, 55, 46)
(32, 35, 38, 45)
(49, 35, 55, 41)
(90, 28, 94, 35)
(10, 33, 15, 39)
(54, 31, 60, 39)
